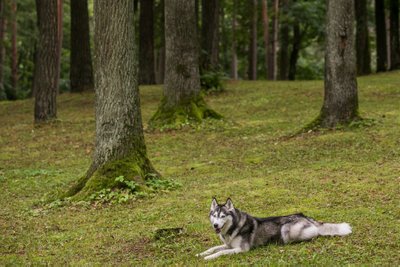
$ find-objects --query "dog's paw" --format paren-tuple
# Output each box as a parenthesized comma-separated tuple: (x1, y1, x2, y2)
(204, 255, 216, 260)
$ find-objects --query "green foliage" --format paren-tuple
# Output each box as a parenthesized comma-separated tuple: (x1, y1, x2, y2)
(200, 71, 226, 93)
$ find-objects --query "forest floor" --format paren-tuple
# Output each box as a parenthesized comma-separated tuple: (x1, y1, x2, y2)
(1, 72, 399, 265)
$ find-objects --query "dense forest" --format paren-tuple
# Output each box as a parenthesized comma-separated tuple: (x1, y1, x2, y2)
(0, 0, 399, 102)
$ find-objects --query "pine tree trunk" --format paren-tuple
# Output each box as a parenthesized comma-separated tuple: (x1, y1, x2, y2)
(318, 0, 359, 128)
(355, 0, 371, 75)
(65, 0, 158, 200)
(201, 0, 220, 72)
(70, 0, 94, 92)
(288, 21, 300, 80)
(0, 0, 6, 100)
(375, 0, 387, 72)
(155, 0, 165, 84)
(268, 0, 279, 80)
(278, 0, 289, 80)
(248, 0, 257, 80)
(149, 0, 221, 128)
(261, 0, 269, 79)
(33, 0, 63, 123)
(389, 0, 400, 69)
(10, 0, 17, 99)
(139, 0, 156, 84)
(231, 0, 238, 79)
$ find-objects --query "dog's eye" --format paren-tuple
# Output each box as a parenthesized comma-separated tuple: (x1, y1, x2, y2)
(221, 215, 226, 218)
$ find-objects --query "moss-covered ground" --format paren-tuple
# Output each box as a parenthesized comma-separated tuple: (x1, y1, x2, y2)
(1, 72, 399, 265)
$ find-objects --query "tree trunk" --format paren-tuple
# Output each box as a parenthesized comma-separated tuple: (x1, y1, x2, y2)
(9, 0, 17, 100)
(70, 0, 94, 92)
(268, 0, 279, 80)
(155, 0, 165, 84)
(231, 0, 238, 79)
(375, 0, 387, 72)
(201, 0, 220, 72)
(355, 0, 371, 75)
(33, 0, 63, 123)
(139, 0, 156, 84)
(318, 0, 359, 128)
(65, 0, 158, 200)
(248, 0, 257, 80)
(288, 21, 300, 81)
(278, 0, 289, 80)
(261, 0, 269, 79)
(149, 0, 221, 129)
(389, 0, 400, 69)
(0, 0, 6, 100)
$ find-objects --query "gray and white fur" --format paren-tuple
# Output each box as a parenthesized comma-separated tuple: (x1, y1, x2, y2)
(196, 198, 352, 260)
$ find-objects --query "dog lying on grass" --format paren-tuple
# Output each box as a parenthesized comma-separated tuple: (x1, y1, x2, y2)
(197, 198, 352, 260)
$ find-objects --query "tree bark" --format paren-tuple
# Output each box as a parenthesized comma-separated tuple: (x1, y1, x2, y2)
(139, 0, 156, 84)
(389, 0, 400, 69)
(288, 20, 300, 81)
(268, 0, 279, 80)
(318, 0, 359, 128)
(155, 0, 165, 84)
(278, 0, 289, 80)
(201, 0, 220, 72)
(231, 0, 238, 79)
(375, 0, 387, 72)
(248, 0, 257, 80)
(65, 0, 158, 200)
(9, 0, 17, 99)
(0, 0, 6, 100)
(149, 0, 221, 128)
(261, 0, 269, 79)
(33, 0, 63, 123)
(70, 0, 94, 92)
(355, 0, 371, 75)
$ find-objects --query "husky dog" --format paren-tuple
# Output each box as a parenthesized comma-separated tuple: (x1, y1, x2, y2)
(197, 198, 352, 260)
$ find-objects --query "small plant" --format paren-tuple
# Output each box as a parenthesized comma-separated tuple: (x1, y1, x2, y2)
(200, 71, 226, 93)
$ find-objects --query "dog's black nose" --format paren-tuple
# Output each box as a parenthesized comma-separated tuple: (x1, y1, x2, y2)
(213, 224, 218, 229)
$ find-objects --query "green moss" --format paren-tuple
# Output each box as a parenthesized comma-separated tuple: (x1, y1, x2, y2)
(64, 154, 159, 201)
(149, 95, 222, 130)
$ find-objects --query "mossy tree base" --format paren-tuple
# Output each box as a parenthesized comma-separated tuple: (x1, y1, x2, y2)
(63, 155, 159, 201)
(149, 96, 222, 129)
(297, 112, 365, 135)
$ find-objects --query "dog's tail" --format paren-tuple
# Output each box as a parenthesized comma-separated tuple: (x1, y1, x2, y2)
(317, 222, 352, 236)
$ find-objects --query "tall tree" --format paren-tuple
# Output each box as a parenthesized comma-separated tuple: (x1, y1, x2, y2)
(355, 0, 371, 75)
(9, 0, 17, 99)
(201, 0, 220, 72)
(149, 0, 221, 128)
(390, 0, 400, 69)
(248, 0, 257, 80)
(375, 0, 387, 72)
(155, 0, 165, 84)
(33, 0, 63, 123)
(288, 20, 300, 80)
(139, 0, 156, 84)
(268, 0, 279, 80)
(0, 0, 6, 100)
(261, 0, 269, 79)
(70, 0, 94, 92)
(65, 0, 159, 200)
(278, 0, 289, 80)
(231, 0, 238, 79)
(316, 0, 359, 128)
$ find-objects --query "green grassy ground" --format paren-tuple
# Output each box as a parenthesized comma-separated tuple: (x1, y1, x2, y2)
(1, 72, 399, 265)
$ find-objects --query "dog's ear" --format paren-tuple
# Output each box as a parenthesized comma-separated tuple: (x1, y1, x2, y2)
(225, 198, 234, 211)
(210, 197, 218, 210)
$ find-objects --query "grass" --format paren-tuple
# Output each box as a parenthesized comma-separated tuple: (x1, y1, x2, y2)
(1, 71, 399, 265)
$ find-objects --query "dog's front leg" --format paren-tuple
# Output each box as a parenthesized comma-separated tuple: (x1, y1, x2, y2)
(196, 245, 227, 257)
(204, 247, 244, 260)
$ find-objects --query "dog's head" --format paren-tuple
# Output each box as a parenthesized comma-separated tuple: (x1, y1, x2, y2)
(209, 197, 235, 234)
